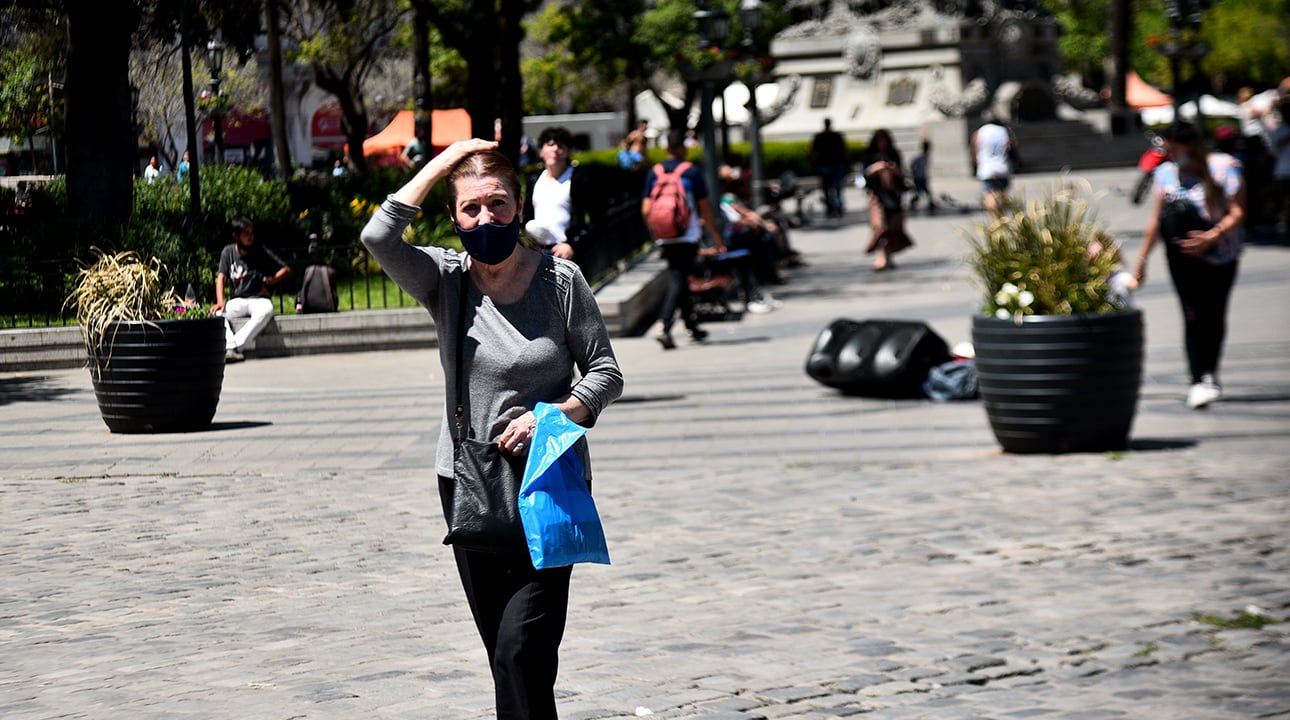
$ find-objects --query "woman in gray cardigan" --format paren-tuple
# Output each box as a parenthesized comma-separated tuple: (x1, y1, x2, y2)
(361, 138, 623, 719)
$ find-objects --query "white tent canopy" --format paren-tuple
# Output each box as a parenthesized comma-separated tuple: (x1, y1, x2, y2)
(634, 82, 782, 136)
(1139, 94, 1241, 126)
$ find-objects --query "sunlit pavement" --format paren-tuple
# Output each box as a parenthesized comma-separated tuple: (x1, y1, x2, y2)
(2, 165, 1287, 719)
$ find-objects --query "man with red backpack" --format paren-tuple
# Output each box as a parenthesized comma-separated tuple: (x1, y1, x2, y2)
(641, 129, 723, 350)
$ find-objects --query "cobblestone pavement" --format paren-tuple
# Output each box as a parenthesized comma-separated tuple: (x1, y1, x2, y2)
(2, 167, 1288, 719)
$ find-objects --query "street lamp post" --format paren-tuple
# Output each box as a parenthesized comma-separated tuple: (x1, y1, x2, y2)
(204, 39, 226, 167)
(739, 0, 765, 206)
(1157, 0, 1211, 133)
(693, 4, 731, 237)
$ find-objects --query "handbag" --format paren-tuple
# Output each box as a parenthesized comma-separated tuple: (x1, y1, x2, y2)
(442, 274, 527, 553)
(1158, 196, 1211, 244)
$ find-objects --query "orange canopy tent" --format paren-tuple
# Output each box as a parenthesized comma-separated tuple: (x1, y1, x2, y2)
(1126, 71, 1173, 109)
(360, 109, 472, 166)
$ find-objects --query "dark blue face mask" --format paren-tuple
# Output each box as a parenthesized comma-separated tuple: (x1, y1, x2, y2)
(454, 217, 520, 265)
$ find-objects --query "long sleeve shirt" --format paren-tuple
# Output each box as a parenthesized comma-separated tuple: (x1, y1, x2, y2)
(361, 197, 623, 478)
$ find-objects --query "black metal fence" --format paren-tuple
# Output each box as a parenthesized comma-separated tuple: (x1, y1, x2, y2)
(1, 165, 652, 328)
(567, 164, 652, 286)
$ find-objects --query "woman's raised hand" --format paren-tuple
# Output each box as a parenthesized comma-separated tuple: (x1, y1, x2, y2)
(395, 138, 499, 207)
(429, 138, 499, 174)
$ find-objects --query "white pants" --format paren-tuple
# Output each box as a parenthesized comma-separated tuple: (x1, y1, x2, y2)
(222, 296, 275, 352)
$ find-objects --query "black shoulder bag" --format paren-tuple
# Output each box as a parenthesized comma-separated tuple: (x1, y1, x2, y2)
(442, 272, 528, 553)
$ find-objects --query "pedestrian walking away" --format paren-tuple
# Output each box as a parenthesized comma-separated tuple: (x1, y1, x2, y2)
(811, 118, 849, 218)
(1135, 120, 1246, 410)
(642, 129, 724, 349)
(909, 139, 936, 213)
(213, 217, 291, 362)
(360, 138, 624, 720)
(972, 113, 1019, 215)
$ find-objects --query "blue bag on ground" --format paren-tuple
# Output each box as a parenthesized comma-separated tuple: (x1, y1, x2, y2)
(924, 359, 978, 401)
(519, 403, 610, 569)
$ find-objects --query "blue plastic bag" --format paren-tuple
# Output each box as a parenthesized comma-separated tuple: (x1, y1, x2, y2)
(518, 403, 610, 569)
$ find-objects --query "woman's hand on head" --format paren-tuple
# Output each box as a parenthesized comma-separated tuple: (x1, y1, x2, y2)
(394, 138, 499, 207)
(432, 139, 498, 172)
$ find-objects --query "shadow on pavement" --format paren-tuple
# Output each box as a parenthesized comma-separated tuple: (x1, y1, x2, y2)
(1127, 438, 1199, 452)
(699, 336, 773, 347)
(201, 421, 274, 432)
(1220, 392, 1290, 403)
(0, 376, 82, 406)
(615, 394, 686, 405)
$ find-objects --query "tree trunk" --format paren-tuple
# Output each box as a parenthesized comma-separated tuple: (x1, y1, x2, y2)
(496, 1, 524, 165)
(65, 0, 136, 223)
(1106, 0, 1131, 134)
(460, 0, 493, 142)
(411, 1, 433, 157)
(265, 0, 293, 179)
(464, 44, 496, 144)
(652, 85, 693, 135)
(315, 68, 369, 173)
(180, 1, 201, 221)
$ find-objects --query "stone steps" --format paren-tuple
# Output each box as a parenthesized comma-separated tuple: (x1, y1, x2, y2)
(1009, 120, 1144, 173)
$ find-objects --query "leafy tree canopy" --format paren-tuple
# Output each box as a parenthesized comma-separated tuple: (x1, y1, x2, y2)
(1046, 0, 1290, 93)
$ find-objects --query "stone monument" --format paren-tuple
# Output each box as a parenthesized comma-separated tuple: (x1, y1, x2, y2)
(764, 0, 1124, 177)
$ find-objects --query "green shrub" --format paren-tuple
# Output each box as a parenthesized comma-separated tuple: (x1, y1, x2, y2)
(966, 182, 1125, 318)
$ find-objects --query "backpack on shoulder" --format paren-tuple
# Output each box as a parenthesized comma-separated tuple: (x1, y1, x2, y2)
(647, 161, 693, 239)
(296, 264, 339, 313)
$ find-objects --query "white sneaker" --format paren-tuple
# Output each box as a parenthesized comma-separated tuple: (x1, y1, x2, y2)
(225, 349, 245, 363)
(746, 300, 772, 314)
(1186, 374, 1221, 409)
(762, 292, 784, 308)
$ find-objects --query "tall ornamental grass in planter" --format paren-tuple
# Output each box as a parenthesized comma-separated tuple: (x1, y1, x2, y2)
(67, 251, 225, 434)
(966, 184, 1143, 454)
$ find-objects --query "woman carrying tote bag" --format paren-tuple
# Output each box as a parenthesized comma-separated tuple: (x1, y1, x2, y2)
(361, 138, 623, 719)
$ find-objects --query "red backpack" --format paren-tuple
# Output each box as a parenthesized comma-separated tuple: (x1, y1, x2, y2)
(647, 161, 693, 239)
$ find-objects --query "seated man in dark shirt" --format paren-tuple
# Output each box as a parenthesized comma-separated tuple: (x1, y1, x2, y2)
(213, 217, 291, 361)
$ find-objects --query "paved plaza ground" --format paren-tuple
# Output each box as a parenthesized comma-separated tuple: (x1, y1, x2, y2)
(2, 166, 1288, 719)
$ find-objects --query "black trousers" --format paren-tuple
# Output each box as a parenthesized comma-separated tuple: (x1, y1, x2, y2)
(440, 476, 573, 720)
(658, 242, 700, 334)
(1165, 245, 1238, 384)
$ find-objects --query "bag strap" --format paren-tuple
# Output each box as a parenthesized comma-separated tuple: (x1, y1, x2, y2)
(454, 269, 470, 444)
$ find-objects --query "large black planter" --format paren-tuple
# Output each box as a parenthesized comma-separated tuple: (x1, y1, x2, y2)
(89, 317, 226, 433)
(972, 310, 1143, 454)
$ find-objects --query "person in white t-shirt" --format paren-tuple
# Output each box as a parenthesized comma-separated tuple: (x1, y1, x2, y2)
(524, 126, 588, 260)
(143, 156, 163, 184)
(971, 114, 1018, 215)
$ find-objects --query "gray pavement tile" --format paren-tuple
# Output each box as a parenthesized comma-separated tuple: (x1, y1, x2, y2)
(3, 167, 1289, 720)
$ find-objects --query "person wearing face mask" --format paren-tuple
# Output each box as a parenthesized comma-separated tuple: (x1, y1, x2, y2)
(1136, 121, 1246, 410)
(360, 138, 623, 720)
